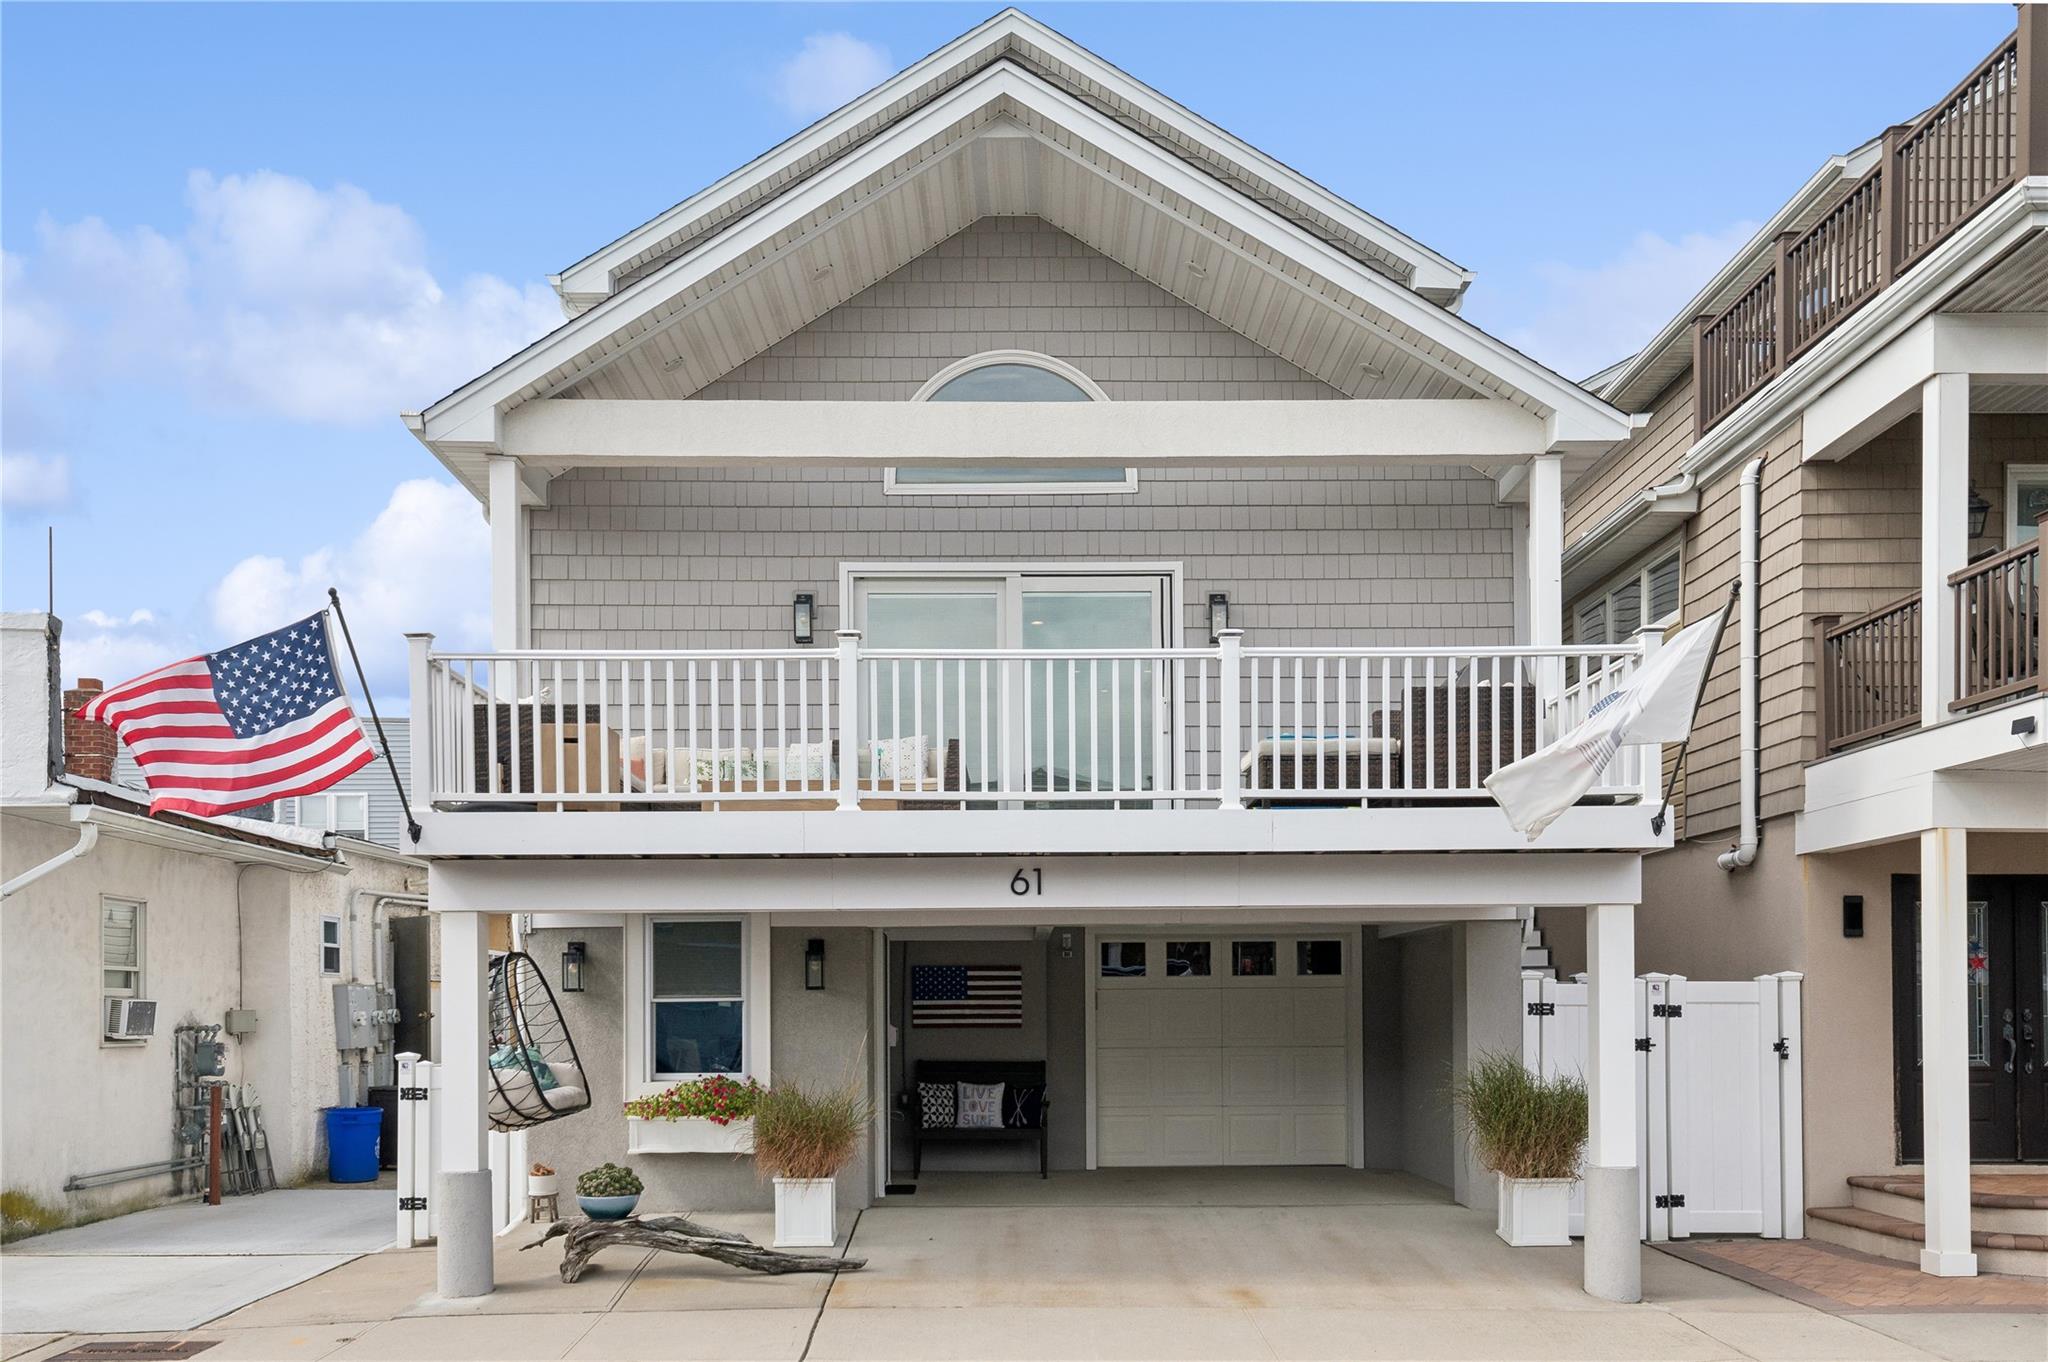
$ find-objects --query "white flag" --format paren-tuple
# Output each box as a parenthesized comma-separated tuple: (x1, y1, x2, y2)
(1484, 611, 1726, 840)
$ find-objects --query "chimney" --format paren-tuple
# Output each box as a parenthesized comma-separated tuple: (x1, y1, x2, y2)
(63, 679, 116, 783)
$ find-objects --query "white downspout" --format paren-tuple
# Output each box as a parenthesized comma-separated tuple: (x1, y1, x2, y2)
(1718, 456, 1766, 871)
(1, 813, 98, 899)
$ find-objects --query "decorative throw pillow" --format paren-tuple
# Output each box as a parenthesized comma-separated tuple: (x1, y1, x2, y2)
(917, 1081, 956, 1129)
(957, 1081, 1004, 1129)
(781, 741, 832, 783)
(689, 749, 760, 785)
(867, 734, 929, 788)
(1002, 1084, 1045, 1130)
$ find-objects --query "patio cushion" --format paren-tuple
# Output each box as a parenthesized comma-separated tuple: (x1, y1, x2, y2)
(1003, 1084, 1045, 1129)
(957, 1082, 1004, 1129)
(918, 1081, 956, 1128)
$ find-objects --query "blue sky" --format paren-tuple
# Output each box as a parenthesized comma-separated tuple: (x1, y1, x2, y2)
(0, 2, 2018, 701)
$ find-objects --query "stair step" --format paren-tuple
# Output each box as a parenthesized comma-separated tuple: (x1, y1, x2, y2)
(1847, 1180, 2047, 1236)
(1847, 1173, 2048, 1212)
(1806, 1206, 2048, 1278)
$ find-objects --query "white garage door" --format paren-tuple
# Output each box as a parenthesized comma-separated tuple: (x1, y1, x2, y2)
(1095, 934, 1352, 1166)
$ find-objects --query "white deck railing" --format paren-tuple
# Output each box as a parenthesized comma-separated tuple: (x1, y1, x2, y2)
(411, 633, 1652, 812)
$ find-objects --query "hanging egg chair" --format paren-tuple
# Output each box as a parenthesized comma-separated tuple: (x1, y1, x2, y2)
(487, 950, 592, 1130)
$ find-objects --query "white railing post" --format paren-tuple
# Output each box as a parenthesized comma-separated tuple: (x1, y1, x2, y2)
(1632, 625, 1666, 803)
(836, 630, 863, 812)
(406, 633, 435, 812)
(1773, 971, 1805, 1240)
(1216, 630, 1244, 811)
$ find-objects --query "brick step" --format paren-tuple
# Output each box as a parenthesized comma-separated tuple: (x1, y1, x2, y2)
(1845, 1173, 2048, 1211)
(1806, 1206, 2047, 1279)
(1847, 1182, 2047, 1237)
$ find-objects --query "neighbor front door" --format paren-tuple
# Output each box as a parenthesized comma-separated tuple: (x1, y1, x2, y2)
(1894, 875, 2048, 1162)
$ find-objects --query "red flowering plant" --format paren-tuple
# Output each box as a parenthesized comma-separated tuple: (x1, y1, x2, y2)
(623, 1075, 765, 1126)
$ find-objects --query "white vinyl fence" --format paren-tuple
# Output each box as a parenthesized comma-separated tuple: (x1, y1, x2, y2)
(1521, 971, 1804, 1242)
(395, 1052, 529, 1248)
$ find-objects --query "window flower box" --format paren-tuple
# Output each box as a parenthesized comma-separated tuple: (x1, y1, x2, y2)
(626, 1114, 754, 1155)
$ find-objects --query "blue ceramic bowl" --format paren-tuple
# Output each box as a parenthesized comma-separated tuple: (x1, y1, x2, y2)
(578, 1194, 640, 1221)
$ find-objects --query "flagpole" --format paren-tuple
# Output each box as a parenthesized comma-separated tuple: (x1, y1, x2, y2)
(1648, 582, 1740, 835)
(325, 588, 423, 845)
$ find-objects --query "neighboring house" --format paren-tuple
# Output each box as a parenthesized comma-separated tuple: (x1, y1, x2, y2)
(401, 9, 1762, 1304)
(1551, 13, 2046, 1279)
(113, 717, 411, 849)
(0, 613, 429, 1234)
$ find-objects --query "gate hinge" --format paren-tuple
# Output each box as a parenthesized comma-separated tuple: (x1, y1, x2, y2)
(399, 1195, 427, 1211)
(1635, 1037, 1654, 1052)
(1652, 1003, 1683, 1018)
(1654, 1193, 1686, 1209)
(1526, 1002, 1556, 1017)
(399, 1086, 429, 1101)
(1772, 1037, 1792, 1061)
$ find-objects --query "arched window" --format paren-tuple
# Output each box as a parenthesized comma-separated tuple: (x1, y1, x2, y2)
(885, 352, 1136, 496)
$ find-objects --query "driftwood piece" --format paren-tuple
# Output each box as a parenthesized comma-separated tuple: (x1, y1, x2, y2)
(523, 1214, 866, 1283)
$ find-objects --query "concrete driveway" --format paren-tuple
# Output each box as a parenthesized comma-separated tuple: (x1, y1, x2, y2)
(4, 1171, 2041, 1361)
(0, 1186, 392, 1338)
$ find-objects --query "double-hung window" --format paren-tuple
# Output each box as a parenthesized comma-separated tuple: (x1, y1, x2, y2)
(648, 919, 746, 1078)
(320, 917, 343, 975)
(296, 792, 368, 840)
(102, 898, 144, 999)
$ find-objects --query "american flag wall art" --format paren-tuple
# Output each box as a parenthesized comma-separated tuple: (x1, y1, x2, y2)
(79, 612, 379, 819)
(910, 965, 1025, 1028)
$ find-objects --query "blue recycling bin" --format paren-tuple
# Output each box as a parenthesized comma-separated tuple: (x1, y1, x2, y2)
(324, 1106, 382, 1183)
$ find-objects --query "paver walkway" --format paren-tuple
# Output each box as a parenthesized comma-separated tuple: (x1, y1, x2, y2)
(1659, 1238, 2048, 1311)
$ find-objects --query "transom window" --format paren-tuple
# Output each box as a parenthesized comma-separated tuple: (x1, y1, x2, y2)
(649, 918, 745, 1078)
(885, 351, 1137, 496)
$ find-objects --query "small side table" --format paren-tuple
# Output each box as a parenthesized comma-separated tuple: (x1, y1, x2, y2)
(528, 1191, 560, 1224)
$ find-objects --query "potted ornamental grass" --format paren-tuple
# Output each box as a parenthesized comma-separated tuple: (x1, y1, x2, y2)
(623, 1075, 764, 1155)
(575, 1162, 643, 1221)
(1450, 1050, 1588, 1247)
(750, 1077, 871, 1248)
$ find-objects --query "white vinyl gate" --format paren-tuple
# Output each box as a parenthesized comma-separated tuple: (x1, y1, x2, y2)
(394, 1052, 529, 1248)
(1520, 972, 1804, 1242)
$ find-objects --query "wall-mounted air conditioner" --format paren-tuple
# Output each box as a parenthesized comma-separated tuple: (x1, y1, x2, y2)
(104, 998, 157, 1040)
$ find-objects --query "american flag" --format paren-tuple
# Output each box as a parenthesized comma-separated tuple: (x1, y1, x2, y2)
(910, 965, 1024, 1028)
(79, 612, 378, 819)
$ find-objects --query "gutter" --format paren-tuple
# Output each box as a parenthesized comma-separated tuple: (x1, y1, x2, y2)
(1718, 457, 1766, 872)
(0, 806, 99, 899)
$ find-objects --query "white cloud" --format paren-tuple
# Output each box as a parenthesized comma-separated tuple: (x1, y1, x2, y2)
(3, 171, 561, 425)
(1502, 222, 1762, 383)
(774, 33, 892, 119)
(62, 610, 186, 689)
(212, 477, 490, 697)
(1, 452, 72, 513)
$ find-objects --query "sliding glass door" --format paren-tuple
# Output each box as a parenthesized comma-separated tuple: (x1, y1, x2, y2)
(853, 571, 1172, 801)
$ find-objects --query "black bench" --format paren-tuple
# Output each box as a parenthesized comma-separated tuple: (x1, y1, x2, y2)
(903, 1060, 1049, 1178)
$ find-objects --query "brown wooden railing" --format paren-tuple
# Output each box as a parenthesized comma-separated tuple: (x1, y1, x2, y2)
(1698, 16, 2042, 437)
(1818, 595, 1922, 754)
(1951, 522, 2043, 711)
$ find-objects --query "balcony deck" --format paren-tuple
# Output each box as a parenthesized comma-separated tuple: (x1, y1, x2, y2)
(404, 636, 1669, 858)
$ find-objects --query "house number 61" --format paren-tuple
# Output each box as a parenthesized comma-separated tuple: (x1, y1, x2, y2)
(1010, 868, 1043, 896)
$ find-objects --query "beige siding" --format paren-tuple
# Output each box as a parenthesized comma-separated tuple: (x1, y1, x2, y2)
(1564, 376, 1696, 547)
(665, 217, 1348, 402)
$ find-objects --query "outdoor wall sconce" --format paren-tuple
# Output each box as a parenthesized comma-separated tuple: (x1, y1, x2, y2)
(1841, 897, 1863, 940)
(1968, 486, 1991, 539)
(793, 593, 816, 645)
(561, 941, 587, 993)
(1208, 592, 1231, 643)
(805, 938, 826, 990)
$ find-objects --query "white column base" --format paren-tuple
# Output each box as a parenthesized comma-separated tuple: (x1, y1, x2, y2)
(436, 1169, 496, 1298)
(1583, 1163, 1642, 1303)
(1919, 1248, 1979, 1278)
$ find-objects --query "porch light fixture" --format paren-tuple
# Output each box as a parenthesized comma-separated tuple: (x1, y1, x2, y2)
(561, 941, 587, 993)
(1968, 486, 1992, 538)
(804, 938, 826, 990)
(793, 593, 816, 645)
(1208, 593, 1231, 644)
(1841, 896, 1864, 940)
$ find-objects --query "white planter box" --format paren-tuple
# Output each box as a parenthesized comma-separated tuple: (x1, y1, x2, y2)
(773, 1177, 835, 1248)
(1496, 1174, 1574, 1247)
(626, 1116, 754, 1155)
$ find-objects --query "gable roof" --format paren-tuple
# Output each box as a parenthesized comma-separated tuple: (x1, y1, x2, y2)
(410, 8, 1630, 496)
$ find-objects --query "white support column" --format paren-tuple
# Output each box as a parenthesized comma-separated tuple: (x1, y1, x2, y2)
(436, 908, 494, 1297)
(1583, 902, 1641, 1303)
(1216, 629, 1244, 812)
(1527, 454, 1565, 710)
(1921, 374, 1969, 725)
(487, 455, 526, 654)
(406, 632, 434, 820)
(1918, 827, 1978, 1277)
